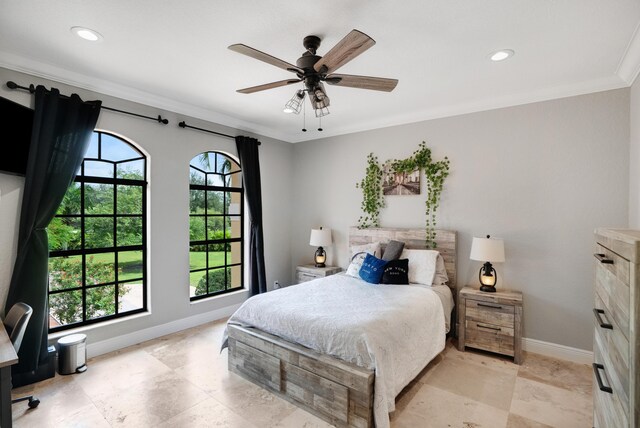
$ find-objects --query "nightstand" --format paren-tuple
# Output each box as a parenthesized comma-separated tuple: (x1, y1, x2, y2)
(295, 265, 342, 284)
(457, 286, 523, 364)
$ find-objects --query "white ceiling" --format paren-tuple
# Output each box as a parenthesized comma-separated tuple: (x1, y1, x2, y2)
(1, 1, 639, 143)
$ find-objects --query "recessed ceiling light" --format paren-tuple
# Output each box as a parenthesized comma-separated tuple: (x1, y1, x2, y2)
(71, 26, 103, 42)
(490, 49, 514, 62)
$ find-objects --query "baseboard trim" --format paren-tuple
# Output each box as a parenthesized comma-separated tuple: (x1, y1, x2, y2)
(86, 303, 242, 358)
(522, 337, 592, 364)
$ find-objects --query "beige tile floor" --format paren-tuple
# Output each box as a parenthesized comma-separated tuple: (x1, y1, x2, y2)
(11, 319, 592, 427)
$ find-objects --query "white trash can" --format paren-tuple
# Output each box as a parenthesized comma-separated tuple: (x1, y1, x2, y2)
(57, 333, 87, 374)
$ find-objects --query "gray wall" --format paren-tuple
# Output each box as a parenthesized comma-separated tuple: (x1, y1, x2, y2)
(291, 89, 629, 351)
(630, 76, 640, 227)
(0, 65, 630, 353)
(0, 67, 293, 347)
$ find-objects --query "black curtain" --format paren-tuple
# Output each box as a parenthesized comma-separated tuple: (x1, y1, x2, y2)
(235, 136, 267, 296)
(5, 86, 101, 373)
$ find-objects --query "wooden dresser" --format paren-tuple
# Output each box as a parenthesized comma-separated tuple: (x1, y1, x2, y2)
(457, 287, 523, 364)
(593, 228, 640, 427)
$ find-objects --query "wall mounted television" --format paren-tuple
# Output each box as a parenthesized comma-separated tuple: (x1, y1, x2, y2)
(0, 95, 33, 176)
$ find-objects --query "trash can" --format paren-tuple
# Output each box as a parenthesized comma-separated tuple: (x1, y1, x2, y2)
(57, 333, 87, 374)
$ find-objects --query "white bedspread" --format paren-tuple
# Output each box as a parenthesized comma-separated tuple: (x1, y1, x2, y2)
(222, 274, 448, 428)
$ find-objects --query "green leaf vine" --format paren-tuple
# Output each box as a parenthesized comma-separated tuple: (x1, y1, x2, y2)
(356, 153, 385, 228)
(356, 142, 450, 247)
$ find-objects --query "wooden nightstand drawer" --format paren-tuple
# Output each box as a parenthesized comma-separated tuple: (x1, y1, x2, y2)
(465, 299, 514, 328)
(296, 272, 320, 283)
(457, 287, 523, 364)
(466, 320, 515, 357)
(295, 265, 342, 284)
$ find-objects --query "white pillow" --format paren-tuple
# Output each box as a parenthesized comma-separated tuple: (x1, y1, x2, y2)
(350, 242, 382, 259)
(346, 242, 382, 277)
(400, 249, 440, 285)
(433, 254, 449, 285)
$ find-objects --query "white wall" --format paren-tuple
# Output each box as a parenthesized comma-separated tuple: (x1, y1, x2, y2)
(0, 67, 293, 349)
(291, 89, 629, 351)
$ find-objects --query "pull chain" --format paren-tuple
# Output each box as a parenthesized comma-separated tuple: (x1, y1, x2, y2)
(318, 115, 323, 132)
(302, 95, 307, 132)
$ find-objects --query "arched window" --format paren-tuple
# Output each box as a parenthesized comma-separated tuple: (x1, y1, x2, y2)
(48, 131, 147, 331)
(189, 152, 243, 300)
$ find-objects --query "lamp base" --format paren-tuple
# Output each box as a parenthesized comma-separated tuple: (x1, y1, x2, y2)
(314, 246, 326, 268)
(480, 284, 496, 292)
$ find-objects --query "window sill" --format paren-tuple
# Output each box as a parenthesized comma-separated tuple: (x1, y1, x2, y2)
(190, 287, 249, 305)
(48, 311, 151, 342)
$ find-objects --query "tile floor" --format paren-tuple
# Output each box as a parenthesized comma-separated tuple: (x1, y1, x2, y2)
(11, 319, 593, 427)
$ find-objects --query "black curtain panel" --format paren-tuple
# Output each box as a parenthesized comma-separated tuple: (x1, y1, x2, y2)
(5, 86, 101, 374)
(235, 136, 267, 296)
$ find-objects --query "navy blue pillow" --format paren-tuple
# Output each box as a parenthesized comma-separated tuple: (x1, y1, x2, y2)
(381, 258, 409, 284)
(359, 253, 387, 284)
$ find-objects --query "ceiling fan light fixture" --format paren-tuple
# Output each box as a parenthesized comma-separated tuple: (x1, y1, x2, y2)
(490, 49, 514, 62)
(283, 90, 305, 114)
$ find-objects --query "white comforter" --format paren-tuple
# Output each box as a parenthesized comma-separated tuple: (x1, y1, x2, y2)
(222, 274, 447, 428)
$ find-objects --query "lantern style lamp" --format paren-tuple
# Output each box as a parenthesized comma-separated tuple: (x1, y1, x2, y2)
(470, 235, 505, 292)
(309, 227, 332, 268)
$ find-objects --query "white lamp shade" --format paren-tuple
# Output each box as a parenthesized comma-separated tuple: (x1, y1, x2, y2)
(310, 228, 332, 247)
(470, 236, 505, 262)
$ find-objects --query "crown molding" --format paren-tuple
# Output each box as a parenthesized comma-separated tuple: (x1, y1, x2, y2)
(617, 21, 640, 85)
(0, 49, 632, 145)
(291, 74, 629, 143)
(0, 50, 293, 143)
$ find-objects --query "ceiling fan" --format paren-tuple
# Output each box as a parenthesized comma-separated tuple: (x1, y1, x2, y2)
(228, 29, 398, 118)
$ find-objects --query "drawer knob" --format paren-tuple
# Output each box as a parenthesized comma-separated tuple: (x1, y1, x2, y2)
(594, 253, 614, 264)
(593, 308, 613, 330)
(592, 363, 613, 394)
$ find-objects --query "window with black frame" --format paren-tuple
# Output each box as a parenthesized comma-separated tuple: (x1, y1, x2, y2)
(189, 151, 244, 300)
(48, 131, 147, 332)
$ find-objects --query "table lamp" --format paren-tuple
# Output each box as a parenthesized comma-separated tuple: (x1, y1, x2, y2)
(470, 235, 505, 292)
(309, 227, 332, 267)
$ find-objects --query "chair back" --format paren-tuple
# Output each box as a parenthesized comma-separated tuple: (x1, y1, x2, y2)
(4, 303, 33, 353)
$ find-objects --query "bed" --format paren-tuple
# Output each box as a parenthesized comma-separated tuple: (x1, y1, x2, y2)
(222, 227, 457, 428)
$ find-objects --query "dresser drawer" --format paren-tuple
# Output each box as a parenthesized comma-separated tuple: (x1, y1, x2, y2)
(593, 338, 628, 428)
(465, 298, 515, 328)
(594, 252, 630, 341)
(594, 293, 630, 396)
(465, 320, 514, 356)
(595, 244, 630, 286)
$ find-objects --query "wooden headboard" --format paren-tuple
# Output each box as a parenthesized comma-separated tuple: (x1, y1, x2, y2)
(348, 227, 457, 290)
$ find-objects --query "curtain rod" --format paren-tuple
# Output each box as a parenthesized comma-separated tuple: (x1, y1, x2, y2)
(5, 81, 169, 125)
(178, 121, 260, 145)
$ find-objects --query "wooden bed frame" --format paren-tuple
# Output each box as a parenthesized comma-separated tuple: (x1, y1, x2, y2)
(227, 227, 457, 428)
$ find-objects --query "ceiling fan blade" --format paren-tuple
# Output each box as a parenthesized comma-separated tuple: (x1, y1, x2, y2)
(229, 44, 302, 74)
(236, 79, 302, 94)
(325, 74, 398, 92)
(313, 29, 376, 74)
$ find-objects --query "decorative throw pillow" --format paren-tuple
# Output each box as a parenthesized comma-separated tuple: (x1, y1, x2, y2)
(358, 253, 387, 284)
(346, 252, 368, 277)
(381, 258, 409, 284)
(400, 249, 439, 285)
(350, 242, 382, 260)
(433, 254, 449, 285)
(382, 240, 405, 261)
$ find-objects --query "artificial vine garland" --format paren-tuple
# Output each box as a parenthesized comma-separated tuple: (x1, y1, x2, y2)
(356, 142, 450, 247)
(356, 153, 385, 228)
